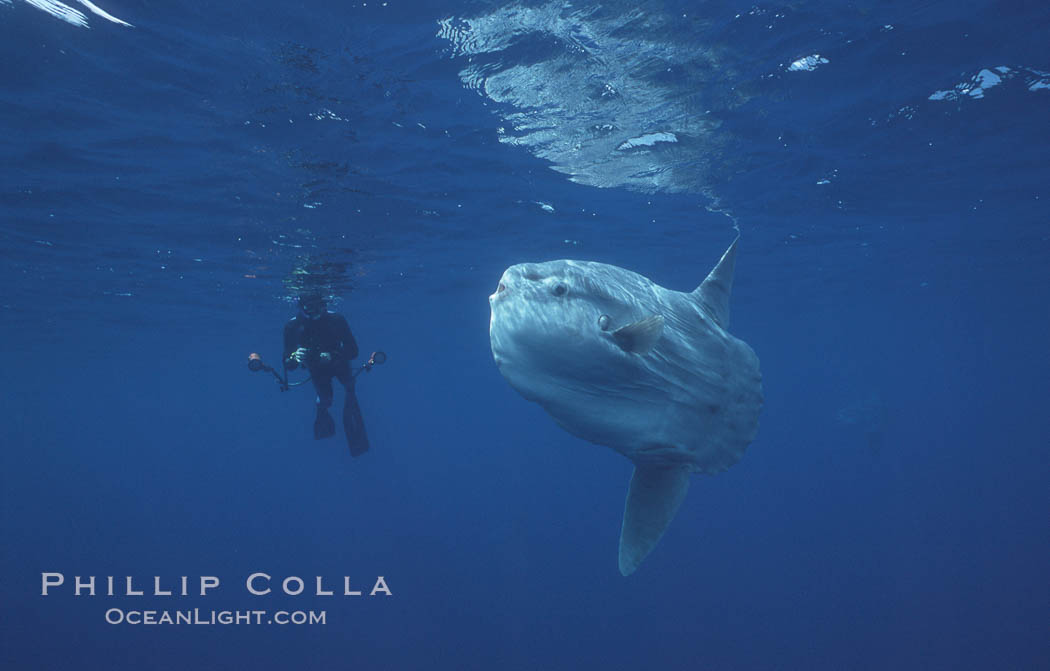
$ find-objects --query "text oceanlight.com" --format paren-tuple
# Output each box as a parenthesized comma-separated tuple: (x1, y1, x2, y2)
(104, 608, 326, 625)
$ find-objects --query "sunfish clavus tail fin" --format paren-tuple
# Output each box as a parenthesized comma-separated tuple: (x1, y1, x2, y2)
(618, 464, 691, 576)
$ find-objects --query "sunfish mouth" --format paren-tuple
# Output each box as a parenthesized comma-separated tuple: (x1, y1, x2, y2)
(489, 280, 508, 302)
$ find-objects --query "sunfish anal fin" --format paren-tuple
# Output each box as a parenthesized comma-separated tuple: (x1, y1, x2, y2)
(611, 315, 664, 354)
(618, 464, 691, 576)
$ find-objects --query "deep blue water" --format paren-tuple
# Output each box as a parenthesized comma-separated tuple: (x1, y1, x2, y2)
(2, 0, 1048, 668)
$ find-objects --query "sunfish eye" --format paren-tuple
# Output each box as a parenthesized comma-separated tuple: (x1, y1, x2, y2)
(552, 283, 567, 297)
(598, 314, 611, 331)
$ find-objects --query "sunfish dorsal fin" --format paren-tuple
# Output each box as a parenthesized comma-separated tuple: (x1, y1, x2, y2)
(618, 464, 691, 576)
(693, 237, 738, 328)
(612, 315, 664, 354)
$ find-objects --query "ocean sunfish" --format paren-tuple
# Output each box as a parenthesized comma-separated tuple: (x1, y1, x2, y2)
(489, 239, 763, 575)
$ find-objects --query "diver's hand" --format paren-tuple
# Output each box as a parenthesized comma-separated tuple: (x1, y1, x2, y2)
(286, 347, 309, 368)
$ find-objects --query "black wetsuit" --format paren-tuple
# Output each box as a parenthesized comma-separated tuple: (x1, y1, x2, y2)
(283, 312, 369, 455)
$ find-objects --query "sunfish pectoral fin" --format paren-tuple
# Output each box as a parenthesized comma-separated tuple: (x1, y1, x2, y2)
(618, 464, 691, 576)
(694, 236, 738, 328)
(611, 315, 664, 354)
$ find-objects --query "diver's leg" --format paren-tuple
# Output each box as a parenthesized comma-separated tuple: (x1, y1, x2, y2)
(336, 365, 369, 456)
(312, 371, 336, 439)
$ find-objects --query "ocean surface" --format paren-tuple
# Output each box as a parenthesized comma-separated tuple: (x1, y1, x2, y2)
(1, 1, 1048, 668)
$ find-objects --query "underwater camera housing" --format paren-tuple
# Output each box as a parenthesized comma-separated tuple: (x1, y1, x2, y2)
(247, 352, 267, 372)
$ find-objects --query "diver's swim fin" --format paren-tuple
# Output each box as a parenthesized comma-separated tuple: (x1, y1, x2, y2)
(314, 408, 336, 440)
(343, 384, 370, 457)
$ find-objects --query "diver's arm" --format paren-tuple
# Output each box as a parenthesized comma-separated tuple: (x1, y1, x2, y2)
(283, 321, 301, 369)
(335, 314, 358, 361)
